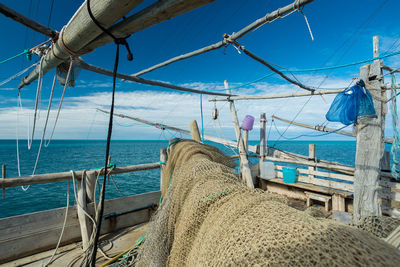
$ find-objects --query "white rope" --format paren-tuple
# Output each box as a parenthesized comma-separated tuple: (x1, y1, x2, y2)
(0, 62, 38, 87)
(299, 9, 314, 41)
(44, 58, 73, 147)
(44, 180, 70, 266)
(27, 57, 44, 150)
(31, 73, 57, 178)
(16, 90, 22, 178)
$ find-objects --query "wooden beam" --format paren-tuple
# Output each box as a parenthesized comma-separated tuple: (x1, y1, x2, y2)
(160, 148, 168, 190)
(0, 163, 160, 189)
(308, 144, 316, 179)
(79, 61, 231, 96)
(226, 80, 254, 188)
(209, 89, 343, 102)
(353, 36, 386, 223)
(229, 39, 315, 92)
(272, 114, 393, 144)
(131, 0, 314, 77)
(0, 3, 57, 38)
(18, 0, 144, 88)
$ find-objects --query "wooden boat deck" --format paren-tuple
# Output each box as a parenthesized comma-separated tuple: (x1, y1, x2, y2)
(2, 223, 149, 267)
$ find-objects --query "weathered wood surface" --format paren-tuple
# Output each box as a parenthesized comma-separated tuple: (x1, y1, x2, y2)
(0, 163, 160, 189)
(353, 44, 386, 223)
(190, 120, 202, 142)
(76, 177, 91, 251)
(275, 165, 354, 182)
(0, 3, 57, 38)
(225, 80, 254, 188)
(0, 191, 160, 264)
(332, 194, 346, 211)
(160, 148, 168, 190)
(132, 0, 314, 77)
(259, 113, 267, 163)
(19, 0, 144, 88)
(308, 144, 316, 179)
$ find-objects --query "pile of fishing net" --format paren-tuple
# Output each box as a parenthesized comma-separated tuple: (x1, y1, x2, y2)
(357, 215, 400, 239)
(138, 140, 400, 266)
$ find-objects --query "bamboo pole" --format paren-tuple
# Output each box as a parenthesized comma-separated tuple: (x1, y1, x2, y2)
(18, 0, 144, 89)
(272, 115, 393, 144)
(209, 89, 343, 102)
(0, 3, 57, 38)
(229, 39, 314, 91)
(132, 0, 314, 77)
(0, 163, 160, 189)
(225, 80, 254, 188)
(80, 61, 231, 96)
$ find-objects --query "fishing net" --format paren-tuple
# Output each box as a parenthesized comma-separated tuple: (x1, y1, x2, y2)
(326, 80, 376, 125)
(357, 216, 400, 239)
(138, 140, 400, 266)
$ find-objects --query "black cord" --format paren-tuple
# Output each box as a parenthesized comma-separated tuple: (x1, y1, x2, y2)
(85, 0, 131, 265)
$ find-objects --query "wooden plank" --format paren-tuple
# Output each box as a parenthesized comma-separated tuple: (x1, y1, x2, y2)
(0, 162, 160, 189)
(378, 190, 400, 202)
(379, 179, 400, 190)
(275, 171, 354, 192)
(225, 80, 254, 188)
(381, 205, 400, 218)
(0, 191, 160, 264)
(353, 37, 386, 223)
(332, 194, 346, 212)
(267, 178, 352, 197)
(297, 168, 354, 182)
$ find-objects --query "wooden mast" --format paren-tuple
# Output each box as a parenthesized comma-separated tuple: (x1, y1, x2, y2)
(353, 36, 386, 223)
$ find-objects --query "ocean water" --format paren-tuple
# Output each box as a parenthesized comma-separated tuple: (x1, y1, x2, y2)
(0, 139, 390, 218)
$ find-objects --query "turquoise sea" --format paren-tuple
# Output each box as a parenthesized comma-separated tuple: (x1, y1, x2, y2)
(0, 139, 391, 218)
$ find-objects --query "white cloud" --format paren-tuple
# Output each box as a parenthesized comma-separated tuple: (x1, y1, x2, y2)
(0, 75, 395, 141)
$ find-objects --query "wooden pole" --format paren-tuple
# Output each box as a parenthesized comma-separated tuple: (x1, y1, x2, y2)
(190, 120, 202, 142)
(79, 62, 231, 97)
(308, 144, 316, 179)
(243, 130, 249, 154)
(160, 148, 168, 190)
(272, 115, 393, 144)
(225, 80, 254, 188)
(18, 0, 144, 88)
(209, 89, 343, 102)
(259, 113, 267, 163)
(0, 3, 57, 38)
(0, 163, 161, 189)
(76, 176, 91, 251)
(85, 171, 97, 203)
(2, 165, 5, 200)
(131, 0, 314, 77)
(353, 35, 386, 223)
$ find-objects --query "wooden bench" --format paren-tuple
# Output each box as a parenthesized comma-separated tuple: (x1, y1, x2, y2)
(305, 191, 331, 212)
(258, 178, 352, 212)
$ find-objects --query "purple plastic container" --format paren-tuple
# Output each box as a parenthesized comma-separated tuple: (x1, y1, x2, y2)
(241, 115, 255, 131)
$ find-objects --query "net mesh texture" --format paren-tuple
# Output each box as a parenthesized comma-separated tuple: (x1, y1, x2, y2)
(138, 140, 400, 266)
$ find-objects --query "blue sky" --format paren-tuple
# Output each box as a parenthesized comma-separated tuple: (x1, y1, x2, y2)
(0, 0, 399, 141)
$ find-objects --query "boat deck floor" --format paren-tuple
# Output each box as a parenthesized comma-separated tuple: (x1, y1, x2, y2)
(3, 223, 149, 267)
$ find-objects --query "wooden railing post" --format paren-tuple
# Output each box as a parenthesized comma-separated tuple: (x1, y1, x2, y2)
(2, 165, 5, 200)
(76, 175, 91, 251)
(190, 120, 202, 142)
(308, 144, 316, 179)
(225, 80, 254, 188)
(354, 35, 386, 223)
(259, 113, 267, 163)
(160, 148, 168, 190)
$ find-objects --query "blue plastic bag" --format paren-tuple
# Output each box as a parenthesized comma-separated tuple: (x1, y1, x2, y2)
(326, 80, 376, 125)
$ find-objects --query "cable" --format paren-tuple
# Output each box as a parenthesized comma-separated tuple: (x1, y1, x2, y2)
(27, 56, 44, 150)
(200, 93, 204, 141)
(0, 62, 38, 87)
(44, 58, 73, 147)
(44, 180, 70, 266)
